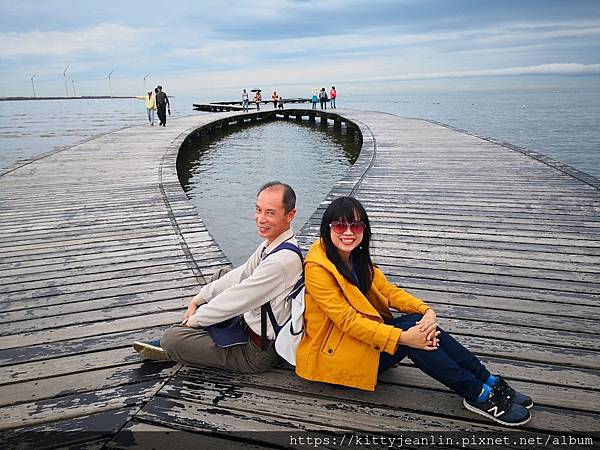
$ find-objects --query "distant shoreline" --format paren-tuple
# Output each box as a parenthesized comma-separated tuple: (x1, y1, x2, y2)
(0, 96, 135, 101)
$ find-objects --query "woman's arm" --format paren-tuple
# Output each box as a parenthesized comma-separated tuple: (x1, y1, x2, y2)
(373, 268, 431, 315)
(305, 262, 401, 354)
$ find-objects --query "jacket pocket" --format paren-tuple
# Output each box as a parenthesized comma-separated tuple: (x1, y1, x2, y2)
(321, 323, 343, 356)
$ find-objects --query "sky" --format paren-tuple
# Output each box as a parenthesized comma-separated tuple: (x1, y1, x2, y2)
(1, 0, 599, 98)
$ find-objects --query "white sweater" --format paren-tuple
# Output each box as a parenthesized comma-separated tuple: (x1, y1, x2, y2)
(187, 229, 302, 339)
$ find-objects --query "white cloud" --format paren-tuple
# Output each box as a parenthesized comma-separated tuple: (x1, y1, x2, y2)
(0, 23, 149, 57)
(364, 63, 600, 82)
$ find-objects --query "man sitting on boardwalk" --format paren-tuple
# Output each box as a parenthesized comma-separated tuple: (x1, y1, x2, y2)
(133, 182, 303, 373)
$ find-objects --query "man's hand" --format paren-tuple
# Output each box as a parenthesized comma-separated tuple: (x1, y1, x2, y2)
(182, 301, 198, 326)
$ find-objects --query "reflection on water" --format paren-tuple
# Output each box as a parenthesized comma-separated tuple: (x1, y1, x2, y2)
(178, 118, 361, 265)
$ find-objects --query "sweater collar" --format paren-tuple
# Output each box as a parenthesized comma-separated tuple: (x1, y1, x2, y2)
(263, 228, 295, 255)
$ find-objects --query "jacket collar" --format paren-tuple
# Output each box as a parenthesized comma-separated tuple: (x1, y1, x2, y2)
(306, 240, 381, 320)
(263, 228, 295, 255)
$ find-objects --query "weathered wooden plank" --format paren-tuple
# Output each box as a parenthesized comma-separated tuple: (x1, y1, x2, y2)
(0, 408, 136, 450)
(386, 274, 600, 307)
(1, 270, 197, 302)
(1, 298, 188, 335)
(108, 421, 267, 450)
(156, 371, 600, 433)
(0, 348, 138, 385)
(0, 362, 178, 407)
(0, 379, 163, 430)
(0, 327, 166, 367)
(0, 311, 180, 350)
(0, 281, 201, 312)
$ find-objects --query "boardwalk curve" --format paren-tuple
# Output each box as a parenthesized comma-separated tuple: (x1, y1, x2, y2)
(0, 108, 598, 449)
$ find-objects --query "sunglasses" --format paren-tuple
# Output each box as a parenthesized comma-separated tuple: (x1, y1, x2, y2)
(329, 220, 366, 234)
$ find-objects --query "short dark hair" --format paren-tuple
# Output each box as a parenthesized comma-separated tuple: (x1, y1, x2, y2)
(257, 181, 296, 213)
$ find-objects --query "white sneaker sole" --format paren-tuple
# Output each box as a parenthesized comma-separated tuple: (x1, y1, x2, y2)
(463, 398, 531, 427)
(132, 341, 171, 361)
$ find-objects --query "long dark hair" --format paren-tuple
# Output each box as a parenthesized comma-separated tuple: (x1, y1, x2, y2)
(320, 196, 374, 295)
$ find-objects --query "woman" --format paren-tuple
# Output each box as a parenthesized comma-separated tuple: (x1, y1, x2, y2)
(311, 89, 318, 110)
(135, 90, 157, 126)
(254, 90, 262, 111)
(296, 196, 533, 427)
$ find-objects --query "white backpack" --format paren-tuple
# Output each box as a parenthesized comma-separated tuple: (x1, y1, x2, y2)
(274, 278, 305, 365)
(261, 242, 305, 365)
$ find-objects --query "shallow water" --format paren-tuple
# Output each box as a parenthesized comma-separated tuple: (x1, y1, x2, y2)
(177, 119, 361, 265)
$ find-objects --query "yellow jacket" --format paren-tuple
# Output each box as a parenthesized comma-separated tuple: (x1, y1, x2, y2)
(136, 94, 157, 110)
(295, 240, 430, 391)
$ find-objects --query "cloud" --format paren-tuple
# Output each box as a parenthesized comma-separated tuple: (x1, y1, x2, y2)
(0, 23, 149, 57)
(364, 63, 600, 82)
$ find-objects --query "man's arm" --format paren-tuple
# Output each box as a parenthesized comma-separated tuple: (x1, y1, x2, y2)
(186, 251, 301, 327)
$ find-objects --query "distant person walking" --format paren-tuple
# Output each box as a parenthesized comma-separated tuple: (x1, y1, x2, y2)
(155, 85, 170, 127)
(254, 90, 262, 111)
(242, 89, 249, 112)
(311, 89, 318, 110)
(319, 88, 328, 110)
(330, 86, 337, 109)
(272, 91, 279, 109)
(136, 90, 157, 126)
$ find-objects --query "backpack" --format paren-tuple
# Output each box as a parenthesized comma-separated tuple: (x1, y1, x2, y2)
(260, 242, 305, 365)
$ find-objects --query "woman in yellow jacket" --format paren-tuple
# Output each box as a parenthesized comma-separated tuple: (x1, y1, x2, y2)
(296, 196, 532, 427)
(136, 90, 157, 126)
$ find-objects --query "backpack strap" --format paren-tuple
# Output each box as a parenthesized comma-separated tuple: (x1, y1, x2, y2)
(259, 240, 303, 350)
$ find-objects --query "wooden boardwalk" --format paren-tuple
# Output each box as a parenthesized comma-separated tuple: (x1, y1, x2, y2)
(0, 108, 598, 449)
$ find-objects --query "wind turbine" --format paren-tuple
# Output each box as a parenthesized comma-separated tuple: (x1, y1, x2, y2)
(71, 79, 77, 97)
(30, 73, 36, 97)
(108, 69, 115, 97)
(63, 64, 70, 97)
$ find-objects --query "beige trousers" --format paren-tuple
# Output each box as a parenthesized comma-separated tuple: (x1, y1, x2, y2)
(160, 267, 280, 373)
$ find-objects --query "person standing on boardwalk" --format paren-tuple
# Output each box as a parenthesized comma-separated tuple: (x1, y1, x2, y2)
(135, 90, 157, 126)
(155, 85, 170, 127)
(254, 90, 262, 111)
(311, 89, 318, 110)
(278, 94, 284, 109)
(329, 86, 337, 109)
(295, 196, 533, 427)
(319, 87, 328, 110)
(133, 182, 303, 374)
(242, 89, 249, 112)
(272, 91, 278, 109)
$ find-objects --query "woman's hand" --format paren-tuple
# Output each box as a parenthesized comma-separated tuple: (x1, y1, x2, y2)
(399, 322, 440, 351)
(416, 309, 439, 347)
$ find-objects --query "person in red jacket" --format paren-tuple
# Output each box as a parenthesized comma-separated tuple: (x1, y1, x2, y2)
(330, 86, 337, 108)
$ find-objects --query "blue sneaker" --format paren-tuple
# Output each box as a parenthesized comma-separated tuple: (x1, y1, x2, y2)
(494, 376, 533, 409)
(132, 338, 170, 361)
(464, 385, 531, 426)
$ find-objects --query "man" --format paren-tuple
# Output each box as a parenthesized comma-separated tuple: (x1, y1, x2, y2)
(155, 85, 170, 127)
(133, 182, 303, 373)
(242, 89, 249, 112)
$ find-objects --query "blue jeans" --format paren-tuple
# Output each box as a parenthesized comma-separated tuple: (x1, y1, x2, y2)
(147, 108, 154, 125)
(379, 314, 489, 400)
(242, 99, 249, 112)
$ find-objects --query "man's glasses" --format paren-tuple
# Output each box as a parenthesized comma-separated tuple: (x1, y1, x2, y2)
(329, 220, 366, 234)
